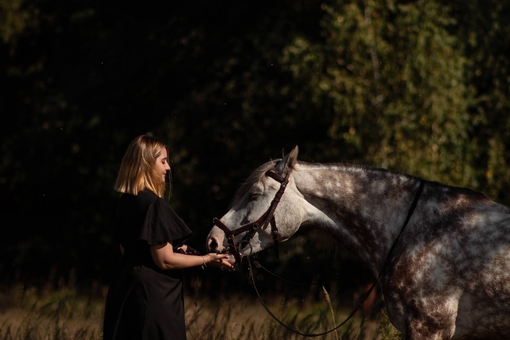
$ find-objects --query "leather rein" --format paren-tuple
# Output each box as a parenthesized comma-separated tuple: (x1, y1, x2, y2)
(213, 169, 290, 265)
(247, 180, 426, 337)
(213, 170, 425, 337)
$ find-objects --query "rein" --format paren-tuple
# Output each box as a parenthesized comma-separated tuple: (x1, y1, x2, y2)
(215, 171, 425, 337)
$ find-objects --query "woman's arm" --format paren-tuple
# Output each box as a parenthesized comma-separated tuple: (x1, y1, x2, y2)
(150, 242, 233, 270)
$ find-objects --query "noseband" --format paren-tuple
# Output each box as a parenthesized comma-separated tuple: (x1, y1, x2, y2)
(213, 169, 290, 264)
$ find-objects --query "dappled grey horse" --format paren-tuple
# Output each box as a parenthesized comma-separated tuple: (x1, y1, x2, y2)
(207, 146, 510, 340)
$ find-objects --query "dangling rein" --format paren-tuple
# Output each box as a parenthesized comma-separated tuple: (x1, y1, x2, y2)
(213, 166, 425, 336)
(246, 180, 425, 337)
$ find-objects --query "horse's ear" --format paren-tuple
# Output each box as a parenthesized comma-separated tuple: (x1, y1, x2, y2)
(275, 145, 299, 174)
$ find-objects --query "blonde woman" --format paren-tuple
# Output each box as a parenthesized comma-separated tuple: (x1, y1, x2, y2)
(103, 134, 233, 340)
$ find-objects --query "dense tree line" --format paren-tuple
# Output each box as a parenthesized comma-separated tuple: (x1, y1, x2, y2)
(1, 0, 509, 296)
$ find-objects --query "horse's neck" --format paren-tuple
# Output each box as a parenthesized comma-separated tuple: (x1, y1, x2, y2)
(294, 163, 420, 273)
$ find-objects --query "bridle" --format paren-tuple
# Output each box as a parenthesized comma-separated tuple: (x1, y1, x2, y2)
(213, 169, 290, 265)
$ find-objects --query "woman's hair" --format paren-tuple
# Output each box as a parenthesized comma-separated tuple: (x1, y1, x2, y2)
(114, 135, 171, 198)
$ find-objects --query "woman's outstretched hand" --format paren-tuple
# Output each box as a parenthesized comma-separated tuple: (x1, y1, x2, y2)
(204, 253, 235, 271)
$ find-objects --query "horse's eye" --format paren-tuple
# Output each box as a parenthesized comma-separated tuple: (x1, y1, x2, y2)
(249, 193, 261, 201)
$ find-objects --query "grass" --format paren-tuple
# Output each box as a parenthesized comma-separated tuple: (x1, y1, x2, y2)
(0, 284, 103, 340)
(0, 283, 401, 340)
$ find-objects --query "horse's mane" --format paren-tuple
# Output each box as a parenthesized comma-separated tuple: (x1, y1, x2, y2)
(229, 159, 435, 208)
(229, 160, 412, 204)
(292, 161, 400, 177)
(297, 160, 422, 182)
(296, 161, 493, 201)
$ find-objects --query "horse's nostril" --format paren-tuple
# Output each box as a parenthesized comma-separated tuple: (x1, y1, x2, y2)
(207, 237, 218, 252)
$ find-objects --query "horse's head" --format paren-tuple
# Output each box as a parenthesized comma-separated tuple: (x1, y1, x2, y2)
(207, 146, 304, 266)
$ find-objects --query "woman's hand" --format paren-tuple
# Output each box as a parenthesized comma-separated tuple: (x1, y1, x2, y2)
(204, 253, 235, 271)
(151, 243, 234, 271)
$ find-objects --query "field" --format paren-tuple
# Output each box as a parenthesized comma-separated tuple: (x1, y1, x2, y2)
(0, 281, 402, 340)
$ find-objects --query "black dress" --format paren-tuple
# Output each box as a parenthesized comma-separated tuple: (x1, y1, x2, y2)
(103, 190, 193, 340)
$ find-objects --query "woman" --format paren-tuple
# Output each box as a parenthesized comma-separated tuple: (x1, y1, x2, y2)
(103, 134, 233, 340)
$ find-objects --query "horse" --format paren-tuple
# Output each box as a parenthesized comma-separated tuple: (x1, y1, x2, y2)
(206, 146, 510, 340)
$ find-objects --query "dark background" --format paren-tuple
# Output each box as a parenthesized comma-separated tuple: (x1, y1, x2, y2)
(1, 0, 510, 301)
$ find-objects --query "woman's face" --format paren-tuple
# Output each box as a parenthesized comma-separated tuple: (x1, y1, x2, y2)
(155, 147, 171, 183)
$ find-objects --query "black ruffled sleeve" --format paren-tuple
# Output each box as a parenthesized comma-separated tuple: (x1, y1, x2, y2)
(141, 197, 193, 246)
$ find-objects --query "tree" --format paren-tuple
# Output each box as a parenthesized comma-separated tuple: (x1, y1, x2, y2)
(2, 0, 510, 289)
(445, 0, 510, 203)
(281, 0, 476, 188)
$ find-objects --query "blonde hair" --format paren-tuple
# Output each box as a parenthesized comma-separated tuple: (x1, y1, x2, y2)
(114, 135, 171, 198)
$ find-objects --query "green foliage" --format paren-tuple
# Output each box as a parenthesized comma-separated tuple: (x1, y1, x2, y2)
(445, 0, 510, 202)
(0, 0, 29, 43)
(282, 0, 475, 187)
(1, 0, 510, 293)
(376, 309, 401, 340)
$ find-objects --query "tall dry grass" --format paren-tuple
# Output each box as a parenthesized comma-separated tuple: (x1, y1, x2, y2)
(0, 284, 103, 340)
(0, 283, 401, 340)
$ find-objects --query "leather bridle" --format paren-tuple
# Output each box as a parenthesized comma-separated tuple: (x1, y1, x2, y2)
(213, 169, 290, 265)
